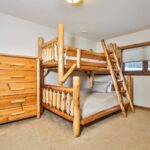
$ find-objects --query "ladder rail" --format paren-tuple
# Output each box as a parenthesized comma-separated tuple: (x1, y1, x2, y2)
(101, 40, 127, 117)
(111, 44, 135, 112)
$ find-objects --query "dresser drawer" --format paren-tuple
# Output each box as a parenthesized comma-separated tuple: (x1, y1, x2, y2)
(0, 105, 37, 124)
(0, 70, 36, 83)
(0, 94, 36, 110)
(0, 115, 8, 123)
(0, 82, 36, 96)
(0, 56, 36, 71)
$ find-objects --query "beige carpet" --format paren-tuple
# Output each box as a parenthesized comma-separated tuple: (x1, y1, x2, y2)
(0, 108, 150, 150)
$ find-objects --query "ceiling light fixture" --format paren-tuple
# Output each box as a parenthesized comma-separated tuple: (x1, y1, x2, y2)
(81, 30, 88, 34)
(66, 0, 81, 4)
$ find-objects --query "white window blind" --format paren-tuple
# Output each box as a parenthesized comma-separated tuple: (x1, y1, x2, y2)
(124, 62, 143, 71)
(148, 61, 150, 71)
(123, 46, 150, 62)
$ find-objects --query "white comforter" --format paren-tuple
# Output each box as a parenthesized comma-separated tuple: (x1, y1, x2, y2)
(70, 90, 120, 119)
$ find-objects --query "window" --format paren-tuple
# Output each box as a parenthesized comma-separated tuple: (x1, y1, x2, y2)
(148, 61, 150, 71)
(121, 42, 150, 75)
(124, 61, 143, 71)
(123, 61, 150, 75)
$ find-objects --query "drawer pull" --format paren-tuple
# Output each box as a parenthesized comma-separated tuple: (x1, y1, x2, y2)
(11, 88, 25, 91)
(11, 111, 25, 116)
(11, 63, 25, 66)
(11, 75, 25, 78)
(11, 99, 25, 103)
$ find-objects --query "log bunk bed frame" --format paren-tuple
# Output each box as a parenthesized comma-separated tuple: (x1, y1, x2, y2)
(38, 24, 135, 137)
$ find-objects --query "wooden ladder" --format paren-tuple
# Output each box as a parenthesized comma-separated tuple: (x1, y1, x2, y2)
(101, 40, 135, 117)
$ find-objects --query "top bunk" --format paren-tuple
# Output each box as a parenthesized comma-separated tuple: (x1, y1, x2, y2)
(65, 47, 108, 72)
(38, 24, 109, 73)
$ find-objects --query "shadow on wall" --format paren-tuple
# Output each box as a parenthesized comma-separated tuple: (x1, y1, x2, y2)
(45, 70, 112, 91)
(65, 34, 76, 48)
(70, 35, 76, 47)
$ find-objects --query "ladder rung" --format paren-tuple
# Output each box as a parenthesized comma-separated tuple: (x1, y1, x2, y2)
(110, 59, 116, 63)
(114, 69, 120, 73)
(108, 50, 113, 54)
(120, 90, 126, 94)
(109, 55, 114, 59)
(117, 79, 123, 83)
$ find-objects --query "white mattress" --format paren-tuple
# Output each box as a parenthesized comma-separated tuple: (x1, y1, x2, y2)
(70, 90, 120, 119)
(65, 56, 106, 64)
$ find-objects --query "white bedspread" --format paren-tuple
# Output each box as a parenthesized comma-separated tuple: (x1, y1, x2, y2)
(65, 56, 106, 64)
(70, 90, 120, 119)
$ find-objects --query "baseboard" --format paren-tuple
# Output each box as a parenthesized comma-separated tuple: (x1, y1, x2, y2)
(135, 105, 150, 110)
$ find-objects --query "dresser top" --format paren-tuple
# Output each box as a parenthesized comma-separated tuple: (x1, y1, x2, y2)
(0, 53, 38, 59)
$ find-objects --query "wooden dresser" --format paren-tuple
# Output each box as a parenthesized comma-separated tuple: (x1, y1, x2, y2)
(0, 54, 40, 124)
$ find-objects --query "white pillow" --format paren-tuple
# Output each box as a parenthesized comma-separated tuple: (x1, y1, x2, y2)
(92, 81, 111, 93)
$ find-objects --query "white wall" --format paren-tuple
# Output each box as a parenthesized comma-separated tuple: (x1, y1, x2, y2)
(97, 29, 150, 108)
(0, 13, 96, 56)
(0, 13, 96, 88)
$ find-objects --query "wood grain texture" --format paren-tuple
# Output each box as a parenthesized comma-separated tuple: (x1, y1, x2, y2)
(66, 47, 106, 61)
(66, 60, 107, 68)
(42, 84, 73, 93)
(0, 105, 37, 124)
(43, 103, 73, 122)
(0, 71, 36, 83)
(0, 82, 36, 96)
(119, 41, 150, 50)
(58, 24, 64, 85)
(61, 64, 77, 83)
(0, 94, 36, 110)
(0, 55, 38, 124)
(37, 59, 40, 118)
(0, 56, 36, 71)
(73, 77, 80, 137)
(41, 37, 58, 49)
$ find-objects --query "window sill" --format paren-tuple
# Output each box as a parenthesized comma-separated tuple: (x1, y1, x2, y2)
(123, 71, 150, 76)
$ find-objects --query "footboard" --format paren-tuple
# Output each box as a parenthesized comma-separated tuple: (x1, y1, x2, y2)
(41, 77, 81, 137)
(42, 83, 74, 121)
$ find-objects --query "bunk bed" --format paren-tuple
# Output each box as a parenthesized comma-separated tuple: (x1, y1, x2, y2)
(38, 24, 135, 137)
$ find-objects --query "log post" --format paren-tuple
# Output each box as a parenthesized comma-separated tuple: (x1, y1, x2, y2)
(127, 75, 133, 102)
(53, 91, 57, 107)
(58, 24, 64, 85)
(49, 89, 53, 106)
(77, 49, 81, 68)
(61, 92, 65, 112)
(43, 88, 46, 104)
(37, 58, 40, 118)
(56, 92, 61, 109)
(73, 76, 80, 137)
(66, 93, 71, 115)
(38, 37, 44, 114)
(38, 37, 44, 60)
(46, 89, 49, 104)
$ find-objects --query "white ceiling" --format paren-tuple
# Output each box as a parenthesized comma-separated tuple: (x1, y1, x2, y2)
(0, 0, 150, 41)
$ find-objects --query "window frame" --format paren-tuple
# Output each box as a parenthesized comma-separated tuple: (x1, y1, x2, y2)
(123, 60, 150, 75)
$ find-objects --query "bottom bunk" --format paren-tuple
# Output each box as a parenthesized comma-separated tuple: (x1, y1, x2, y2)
(72, 90, 129, 125)
(40, 76, 131, 137)
(42, 95, 129, 125)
